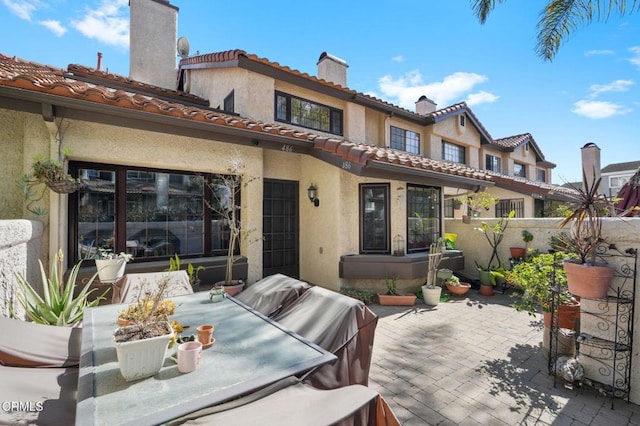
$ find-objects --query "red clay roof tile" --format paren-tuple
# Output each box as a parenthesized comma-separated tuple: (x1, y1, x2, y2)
(0, 53, 575, 195)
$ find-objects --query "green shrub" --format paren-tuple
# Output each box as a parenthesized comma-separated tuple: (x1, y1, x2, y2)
(340, 288, 376, 305)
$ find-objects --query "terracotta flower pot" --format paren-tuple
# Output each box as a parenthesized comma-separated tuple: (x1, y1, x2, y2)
(377, 294, 417, 306)
(543, 302, 580, 330)
(446, 283, 471, 296)
(479, 284, 494, 296)
(214, 280, 245, 297)
(564, 261, 614, 299)
(509, 247, 526, 259)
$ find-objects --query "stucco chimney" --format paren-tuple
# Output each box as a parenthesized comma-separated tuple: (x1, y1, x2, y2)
(581, 142, 601, 192)
(317, 52, 348, 87)
(129, 0, 179, 89)
(415, 95, 437, 115)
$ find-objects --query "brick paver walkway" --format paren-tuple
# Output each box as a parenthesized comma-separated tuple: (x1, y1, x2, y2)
(368, 291, 640, 425)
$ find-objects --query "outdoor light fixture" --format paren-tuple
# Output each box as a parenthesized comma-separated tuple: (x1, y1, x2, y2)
(307, 184, 320, 207)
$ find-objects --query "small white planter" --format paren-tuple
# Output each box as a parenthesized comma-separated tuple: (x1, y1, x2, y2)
(114, 322, 174, 381)
(422, 285, 442, 306)
(95, 258, 126, 283)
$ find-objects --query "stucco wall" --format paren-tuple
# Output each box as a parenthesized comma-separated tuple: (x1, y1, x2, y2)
(129, 0, 177, 89)
(0, 220, 43, 319)
(0, 109, 26, 219)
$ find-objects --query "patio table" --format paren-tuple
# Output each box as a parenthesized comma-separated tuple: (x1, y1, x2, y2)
(76, 291, 336, 426)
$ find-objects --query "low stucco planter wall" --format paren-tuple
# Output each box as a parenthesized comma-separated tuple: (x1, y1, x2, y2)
(0, 220, 43, 319)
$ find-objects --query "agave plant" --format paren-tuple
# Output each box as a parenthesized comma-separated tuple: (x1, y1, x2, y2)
(13, 249, 106, 326)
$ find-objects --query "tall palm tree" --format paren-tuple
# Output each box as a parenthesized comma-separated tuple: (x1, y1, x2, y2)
(471, 0, 640, 61)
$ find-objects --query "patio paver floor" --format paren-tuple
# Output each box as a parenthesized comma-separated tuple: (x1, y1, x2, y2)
(368, 290, 640, 425)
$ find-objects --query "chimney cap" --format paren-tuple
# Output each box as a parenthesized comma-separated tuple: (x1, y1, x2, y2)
(317, 51, 348, 67)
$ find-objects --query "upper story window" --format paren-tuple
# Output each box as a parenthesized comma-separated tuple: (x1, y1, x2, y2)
(459, 115, 466, 127)
(390, 126, 420, 154)
(70, 163, 239, 264)
(360, 183, 389, 254)
(536, 168, 546, 183)
(275, 91, 343, 135)
(442, 141, 465, 164)
(485, 154, 501, 173)
(513, 162, 526, 178)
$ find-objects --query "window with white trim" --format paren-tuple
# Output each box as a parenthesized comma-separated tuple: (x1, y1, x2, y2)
(442, 141, 465, 164)
(513, 162, 526, 178)
(485, 154, 501, 173)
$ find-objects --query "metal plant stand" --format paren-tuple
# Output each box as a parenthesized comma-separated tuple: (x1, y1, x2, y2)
(550, 245, 637, 409)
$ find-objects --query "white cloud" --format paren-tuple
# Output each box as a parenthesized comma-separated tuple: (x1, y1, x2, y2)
(2, 0, 40, 21)
(628, 46, 640, 69)
(588, 79, 635, 97)
(71, 0, 129, 48)
(378, 70, 494, 109)
(572, 100, 632, 119)
(39, 19, 66, 36)
(585, 49, 614, 56)
(465, 91, 499, 106)
(391, 55, 404, 63)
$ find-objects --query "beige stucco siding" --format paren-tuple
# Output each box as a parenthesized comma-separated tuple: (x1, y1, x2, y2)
(0, 109, 28, 219)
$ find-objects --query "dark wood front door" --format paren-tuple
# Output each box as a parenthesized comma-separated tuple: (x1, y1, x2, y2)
(263, 179, 299, 278)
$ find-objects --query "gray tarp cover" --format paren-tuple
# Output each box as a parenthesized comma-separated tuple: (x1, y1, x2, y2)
(273, 285, 378, 390)
(0, 316, 80, 425)
(235, 273, 311, 317)
(177, 382, 400, 426)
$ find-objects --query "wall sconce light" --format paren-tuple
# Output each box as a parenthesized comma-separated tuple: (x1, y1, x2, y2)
(307, 184, 320, 207)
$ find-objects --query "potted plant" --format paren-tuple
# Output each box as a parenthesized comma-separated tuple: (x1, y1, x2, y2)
(29, 151, 83, 194)
(422, 243, 443, 306)
(466, 192, 499, 218)
(444, 275, 471, 296)
(452, 198, 463, 210)
(113, 277, 178, 381)
(207, 156, 261, 296)
(377, 274, 417, 306)
(510, 230, 533, 260)
(558, 172, 615, 298)
(507, 251, 580, 330)
(12, 249, 106, 325)
(94, 249, 133, 283)
(475, 211, 514, 295)
(167, 254, 205, 292)
(208, 287, 226, 303)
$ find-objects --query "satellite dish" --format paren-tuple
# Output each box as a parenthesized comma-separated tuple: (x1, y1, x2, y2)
(177, 37, 190, 58)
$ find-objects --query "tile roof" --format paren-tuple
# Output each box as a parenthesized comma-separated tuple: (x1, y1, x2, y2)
(492, 133, 555, 168)
(0, 53, 574, 195)
(601, 160, 640, 174)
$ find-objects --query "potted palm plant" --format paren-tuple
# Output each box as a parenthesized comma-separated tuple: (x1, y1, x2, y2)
(559, 172, 615, 298)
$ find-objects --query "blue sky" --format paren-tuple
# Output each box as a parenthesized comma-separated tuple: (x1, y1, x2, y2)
(2, 0, 639, 185)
